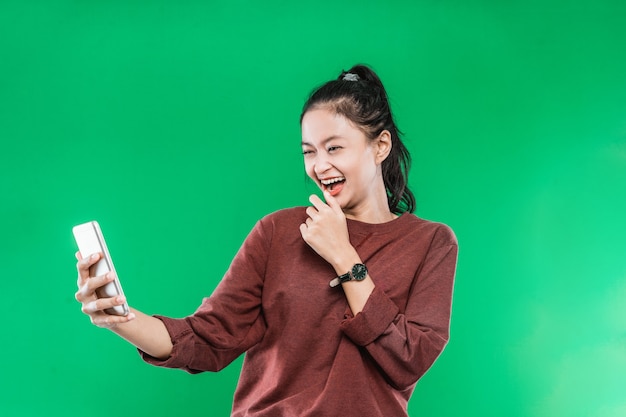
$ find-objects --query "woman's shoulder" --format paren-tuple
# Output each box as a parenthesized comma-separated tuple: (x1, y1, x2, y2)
(248, 207, 309, 245)
(402, 213, 458, 247)
(260, 206, 307, 223)
(255, 207, 308, 235)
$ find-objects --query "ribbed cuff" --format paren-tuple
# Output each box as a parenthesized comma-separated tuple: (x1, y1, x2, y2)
(138, 315, 194, 369)
(340, 287, 399, 346)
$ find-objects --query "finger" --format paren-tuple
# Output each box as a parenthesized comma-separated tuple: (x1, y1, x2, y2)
(81, 295, 127, 315)
(299, 223, 314, 247)
(86, 271, 115, 293)
(305, 206, 319, 219)
(308, 194, 329, 211)
(75, 251, 82, 261)
(323, 190, 342, 212)
(91, 311, 136, 328)
(76, 272, 114, 301)
(76, 253, 101, 281)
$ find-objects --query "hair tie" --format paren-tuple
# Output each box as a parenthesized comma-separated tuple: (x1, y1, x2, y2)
(342, 73, 359, 82)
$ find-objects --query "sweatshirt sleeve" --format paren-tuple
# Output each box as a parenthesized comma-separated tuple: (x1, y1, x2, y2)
(340, 224, 458, 390)
(139, 219, 270, 373)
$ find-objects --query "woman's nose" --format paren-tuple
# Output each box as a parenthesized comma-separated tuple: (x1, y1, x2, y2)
(313, 154, 332, 175)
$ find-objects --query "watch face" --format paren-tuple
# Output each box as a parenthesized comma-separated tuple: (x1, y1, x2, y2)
(352, 263, 368, 281)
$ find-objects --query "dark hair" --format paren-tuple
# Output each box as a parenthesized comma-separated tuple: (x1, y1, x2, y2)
(300, 64, 416, 214)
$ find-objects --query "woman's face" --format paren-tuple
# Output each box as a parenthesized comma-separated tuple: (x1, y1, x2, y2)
(301, 108, 385, 215)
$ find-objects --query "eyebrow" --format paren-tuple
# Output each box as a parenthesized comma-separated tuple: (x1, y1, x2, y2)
(301, 135, 342, 147)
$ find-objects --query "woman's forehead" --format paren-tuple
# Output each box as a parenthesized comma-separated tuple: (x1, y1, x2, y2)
(301, 109, 362, 141)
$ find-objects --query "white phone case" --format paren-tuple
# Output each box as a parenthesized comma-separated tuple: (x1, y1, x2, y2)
(72, 221, 129, 316)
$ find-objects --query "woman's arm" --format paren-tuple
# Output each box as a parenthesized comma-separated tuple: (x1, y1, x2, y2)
(299, 192, 376, 315)
(75, 252, 173, 360)
(341, 229, 458, 390)
(300, 196, 458, 389)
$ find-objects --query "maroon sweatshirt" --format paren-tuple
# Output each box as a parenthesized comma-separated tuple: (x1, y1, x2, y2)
(140, 207, 458, 416)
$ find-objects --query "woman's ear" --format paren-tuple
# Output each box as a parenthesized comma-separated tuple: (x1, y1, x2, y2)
(374, 130, 392, 165)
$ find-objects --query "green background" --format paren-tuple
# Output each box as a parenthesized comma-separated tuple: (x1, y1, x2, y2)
(1, 1, 625, 416)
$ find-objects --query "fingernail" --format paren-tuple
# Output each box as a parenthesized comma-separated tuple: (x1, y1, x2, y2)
(91, 254, 98, 260)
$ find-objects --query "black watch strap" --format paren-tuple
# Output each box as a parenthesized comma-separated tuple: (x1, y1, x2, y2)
(329, 263, 368, 288)
(329, 271, 351, 288)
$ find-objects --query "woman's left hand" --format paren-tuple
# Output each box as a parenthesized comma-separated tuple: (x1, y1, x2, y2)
(299, 191, 356, 268)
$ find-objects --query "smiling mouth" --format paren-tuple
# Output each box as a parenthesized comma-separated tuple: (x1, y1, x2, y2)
(320, 176, 346, 196)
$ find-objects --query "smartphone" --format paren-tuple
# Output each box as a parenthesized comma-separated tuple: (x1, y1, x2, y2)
(72, 221, 129, 316)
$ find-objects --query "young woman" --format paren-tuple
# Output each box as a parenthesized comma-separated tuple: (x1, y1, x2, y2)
(75, 64, 458, 416)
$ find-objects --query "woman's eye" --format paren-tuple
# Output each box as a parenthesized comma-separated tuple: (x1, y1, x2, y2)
(328, 146, 341, 152)
(302, 149, 313, 155)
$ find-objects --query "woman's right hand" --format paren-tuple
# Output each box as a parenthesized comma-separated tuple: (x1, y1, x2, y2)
(75, 252, 136, 328)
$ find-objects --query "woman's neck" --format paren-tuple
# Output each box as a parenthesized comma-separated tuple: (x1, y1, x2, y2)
(343, 197, 398, 224)
(344, 178, 397, 223)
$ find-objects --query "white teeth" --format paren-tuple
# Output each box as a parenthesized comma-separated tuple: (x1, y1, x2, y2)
(320, 177, 345, 185)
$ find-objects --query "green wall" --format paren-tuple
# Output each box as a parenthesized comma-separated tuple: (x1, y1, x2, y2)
(1, 1, 625, 416)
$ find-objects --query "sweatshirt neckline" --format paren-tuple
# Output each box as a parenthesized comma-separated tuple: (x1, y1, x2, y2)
(346, 212, 413, 235)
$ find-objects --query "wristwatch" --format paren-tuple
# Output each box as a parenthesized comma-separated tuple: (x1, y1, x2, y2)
(329, 263, 368, 288)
